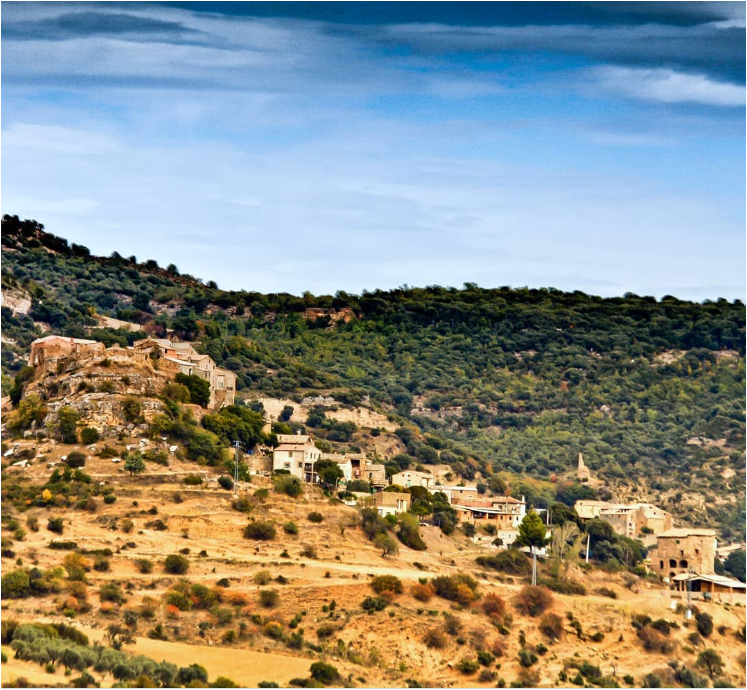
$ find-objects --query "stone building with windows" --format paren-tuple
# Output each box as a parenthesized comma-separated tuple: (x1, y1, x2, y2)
(649, 528, 717, 580)
(271, 434, 321, 483)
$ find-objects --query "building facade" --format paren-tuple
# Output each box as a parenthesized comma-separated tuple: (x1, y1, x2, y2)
(272, 434, 321, 482)
(649, 528, 717, 579)
(373, 491, 411, 517)
(391, 470, 435, 489)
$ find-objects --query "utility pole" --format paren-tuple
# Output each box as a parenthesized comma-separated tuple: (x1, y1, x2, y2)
(233, 440, 241, 498)
(686, 566, 694, 619)
(531, 546, 537, 586)
(585, 533, 591, 565)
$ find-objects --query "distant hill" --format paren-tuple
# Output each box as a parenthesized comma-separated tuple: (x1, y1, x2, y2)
(2, 214, 745, 539)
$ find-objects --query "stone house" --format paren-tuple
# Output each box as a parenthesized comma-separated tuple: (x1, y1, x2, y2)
(649, 528, 717, 579)
(272, 434, 321, 483)
(373, 491, 411, 518)
(133, 337, 236, 408)
(362, 463, 388, 489)
(391, 469, 435, 489)
(29, 335, 105, 372)
(575, 500, 673, 543)
(430, 484, 479, 504)
(453, 496, 527, 529)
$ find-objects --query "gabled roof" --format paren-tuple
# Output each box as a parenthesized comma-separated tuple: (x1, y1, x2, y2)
(276, 434, 311, 445)
(660, 528, 717, 538)
(672, 572, 745, 589)
(32, 335, 99, 345)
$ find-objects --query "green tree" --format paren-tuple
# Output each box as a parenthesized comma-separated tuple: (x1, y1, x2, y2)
(696, 649, 724, 679)
(124, 452, 146, 476)
(374, 533, 399, 557)
(175, 373, 210, 408)
(514, 512, 550, 586)
(57, 406, 79, 444)
(724, 550, 746, 582)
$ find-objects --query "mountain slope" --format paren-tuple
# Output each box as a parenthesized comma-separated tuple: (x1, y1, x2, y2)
(2, 215, 745, 538)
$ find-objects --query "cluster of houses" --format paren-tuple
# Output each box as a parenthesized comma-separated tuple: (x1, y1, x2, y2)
(27, 334, 236, 410)
(574, 498, 745, 600)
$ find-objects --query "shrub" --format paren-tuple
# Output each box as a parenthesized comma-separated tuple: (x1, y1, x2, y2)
(275, 475, 303, 498)
(253, 570, 272, 585)
(374, 533, 399, 557)
(1, 570, 30, 598)
(411, 582, 435, 602)
(259, 590, 279, 608)
(476, 549, 531, 575)
(307, 511, 324, 523)
(362, 596, 388, 613)
(371, 575, 403, 594)
(163, 555, 189, 574)
(482, 593, 506, 620)
(175, 664, 208, 686)
(443, 614, 462, 636)
(300, 544, 317, 559)
(642, 673, 662, 688)
(310, 662, 340, 685)
(695, 612, 713, 638)
(477, 650, 495, 666)
(183, 474, 203, 486)
(479, 669, 496, 683)
(65, 452, 86, 468)
(637, 625, 676, 653)
(99, 583, 125, 604)
(397, 514, 427, 551)
(650, 619, 671, 635)
(25, 516, 39, 532)
(231, 497, 253, 513)
(103, 494, 116, 504)
(539, 612, 564, 641)
(93, 555, 110, 572)
(424, 628, 447, 649)
(696, 649, 724, 679)
(47, 517, 64, 534)
(218, 476, 234, 491)
(165, 591, 192, 612)
(518, 649, 538, 667)
(283, 521, 299, 535)
(537, 577, 587, 596)
(80, 428, 100, 444)
(135, 559, 153, 574)
(514, 586, 553, 617)
(432, 573, 478, 603)
(120, 518, 134, 533)
(457, 658, 480, 674)
(243, 521, 276, 541)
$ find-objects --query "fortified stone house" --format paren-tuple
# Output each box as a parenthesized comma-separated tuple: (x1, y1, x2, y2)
(29, 335, 105, 371)
(650, 528, 717, 580)
(133, 338, 236, 409)
(28, 335, 236, 410)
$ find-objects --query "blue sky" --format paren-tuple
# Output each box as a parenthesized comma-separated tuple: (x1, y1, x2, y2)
(2, 1, 744, 300)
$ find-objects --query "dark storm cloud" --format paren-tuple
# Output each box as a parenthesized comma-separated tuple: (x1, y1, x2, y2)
(2, 10, 199, 41)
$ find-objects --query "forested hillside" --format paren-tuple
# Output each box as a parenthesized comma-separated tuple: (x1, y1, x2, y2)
(2, 215, 745, 539)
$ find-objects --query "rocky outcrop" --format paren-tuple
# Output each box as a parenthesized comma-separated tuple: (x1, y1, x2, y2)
(0, 288, 32, 315)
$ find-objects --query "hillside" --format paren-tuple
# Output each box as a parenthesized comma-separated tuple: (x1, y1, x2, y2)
(1, 215, 745, 540)
(2, 443, 746, 689)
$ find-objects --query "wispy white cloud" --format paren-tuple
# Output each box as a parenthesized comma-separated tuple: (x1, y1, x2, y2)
(590, 66, 745, 107)
(2, 123, 120, 154)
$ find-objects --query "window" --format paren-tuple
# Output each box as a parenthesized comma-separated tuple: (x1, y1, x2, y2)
(660, 560, 664, 569)
(679, 560, 688, 568)
(669, 559, 677, 568)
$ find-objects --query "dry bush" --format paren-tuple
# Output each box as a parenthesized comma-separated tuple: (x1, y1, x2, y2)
(482, 593, 506, 621)
(371, 575, 403, 594)
(539, 612, 564, 641)
(490, 638, 507, 658)
(514, 585, 553, 617)
(515, 667, 540, 687)
(637, 625, 677, 654)
(444, 613, 463, 636)
(424, 628, 447, 649)
(411, 582, 435, 602)
(228, 592, 248, 607)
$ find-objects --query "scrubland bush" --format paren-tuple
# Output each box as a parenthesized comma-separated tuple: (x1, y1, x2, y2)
(371, 575, 402, 594)
(218, 476, 234, 491)
(307, 511, 324, 523)
(135, 559, 153, 574)
(514, 586, 553, 617)
(275, 475, 302, 498)
(254, 570, 272, 585)
(476, 549, 531, 575)
(637, 625, 676, 653)
(539, 613, 564, 641)
(482, 593, 506, 621)
(432, 573, 478, 604)
(457, 658, 480, 674)
(243, 521, 276, 541)
(411, 582, 434, 602)
(283, 521, 299, 535)
(259, 590, 279, 608)
(183, 474, 203, 486)
(163, 555, 189, 574)
(65, 452, 86, 469)
(99, 583, 125, 604)
(424, 628, 447, 649)
(47, 518, 64, 534)
(80, 428, 100, 444)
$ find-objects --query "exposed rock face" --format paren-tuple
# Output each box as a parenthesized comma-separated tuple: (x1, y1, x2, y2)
(0, 289, 32, 315)
(42, 394, 166, 439)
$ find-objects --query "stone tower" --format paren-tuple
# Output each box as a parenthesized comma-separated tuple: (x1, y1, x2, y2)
(577, 452, 591, 481)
